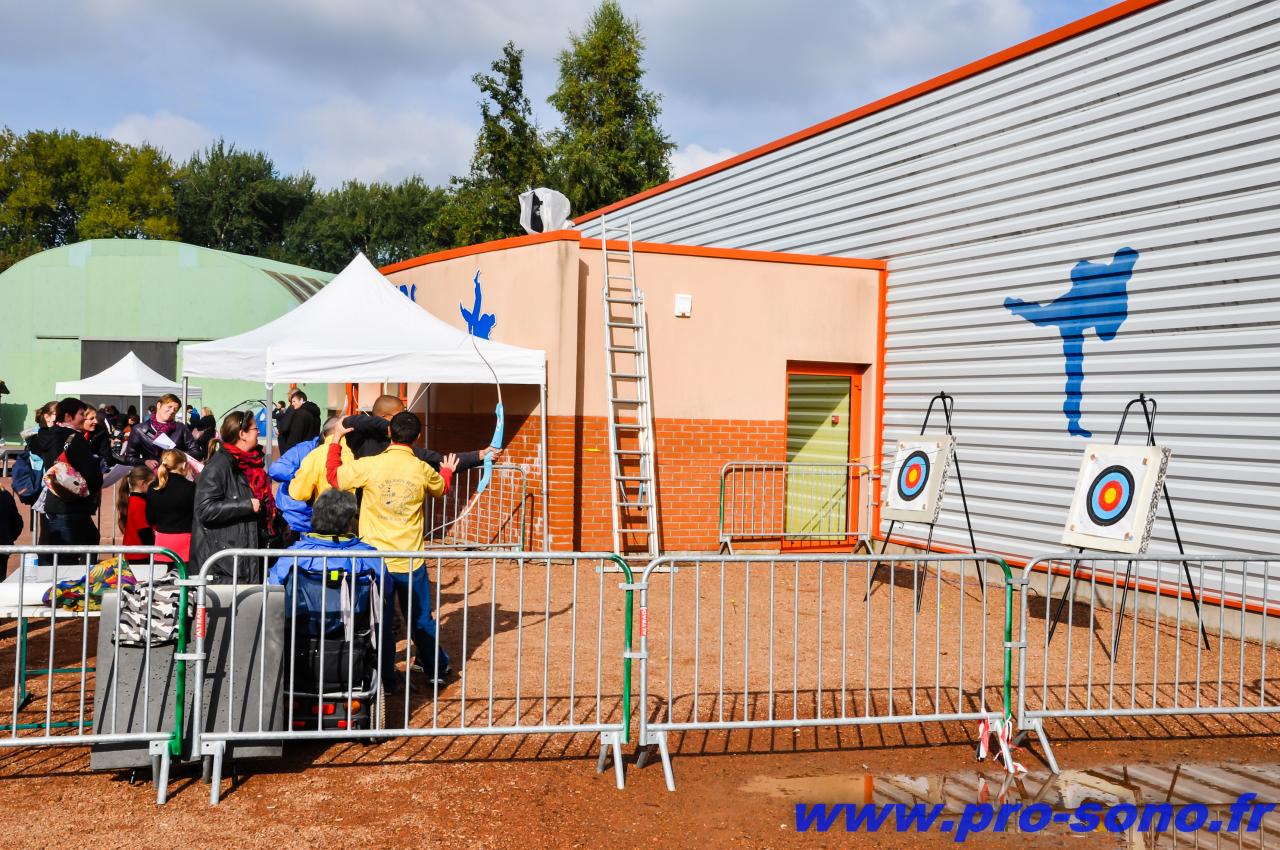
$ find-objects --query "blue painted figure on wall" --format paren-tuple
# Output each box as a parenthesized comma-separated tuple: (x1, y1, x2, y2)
(1003, 247, 1139, 438)
(397, 283, 417, 300)
(460, 270, 497, 339)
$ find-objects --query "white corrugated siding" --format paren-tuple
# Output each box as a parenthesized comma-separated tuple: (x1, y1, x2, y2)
(581, 0, 1280, 563)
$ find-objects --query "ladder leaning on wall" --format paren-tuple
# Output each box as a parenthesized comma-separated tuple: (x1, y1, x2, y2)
(599, 214, 660, 556)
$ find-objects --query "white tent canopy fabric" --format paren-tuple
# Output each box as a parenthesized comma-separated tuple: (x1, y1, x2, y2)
(181, 253, 545, 385)
(56, 351, 202, 399)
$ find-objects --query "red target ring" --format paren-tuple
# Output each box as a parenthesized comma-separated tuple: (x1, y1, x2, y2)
(1086, 465, 1135, 527)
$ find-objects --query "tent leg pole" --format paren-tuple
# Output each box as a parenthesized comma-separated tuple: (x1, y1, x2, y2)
(181, 377, 189, 424)
(265, 383, 274, 459)
(540, 382, 549, 551)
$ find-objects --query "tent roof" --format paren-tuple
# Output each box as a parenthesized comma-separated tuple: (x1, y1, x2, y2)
(55, 352, 202, 398)
(181, 253, 545, 385)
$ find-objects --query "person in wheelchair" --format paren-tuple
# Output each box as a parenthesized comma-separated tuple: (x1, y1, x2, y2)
(269, 489, 387, 731)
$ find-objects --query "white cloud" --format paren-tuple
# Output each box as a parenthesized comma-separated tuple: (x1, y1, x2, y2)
(670, 143, 737, 179)
(288, 97, 476, 188)
(108, 111, 215, 161)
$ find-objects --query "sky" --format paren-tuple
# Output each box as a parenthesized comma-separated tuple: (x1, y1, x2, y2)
(1, 0, 1114, 193)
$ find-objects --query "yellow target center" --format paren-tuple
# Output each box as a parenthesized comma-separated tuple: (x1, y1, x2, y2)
(906, 467, 920, 486)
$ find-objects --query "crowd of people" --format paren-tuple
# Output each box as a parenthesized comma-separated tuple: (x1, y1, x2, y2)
(6, 389, 497, 684)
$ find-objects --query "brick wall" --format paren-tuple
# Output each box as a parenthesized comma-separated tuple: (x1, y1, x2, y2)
(426, 410, 787, 553)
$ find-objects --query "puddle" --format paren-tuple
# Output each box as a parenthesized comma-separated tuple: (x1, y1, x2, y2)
(744, 762, 1280, 847)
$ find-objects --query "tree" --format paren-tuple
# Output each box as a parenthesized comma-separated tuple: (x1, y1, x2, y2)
(0, 128, 178, 270)
(174, 140, 314, 257)
(545, 1, 674, 215)
(281, 177, 450, 272)
(435, 41, 547, 246)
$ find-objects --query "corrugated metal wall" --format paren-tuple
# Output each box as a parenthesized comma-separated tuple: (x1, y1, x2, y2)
(580, 0, 1280, 562)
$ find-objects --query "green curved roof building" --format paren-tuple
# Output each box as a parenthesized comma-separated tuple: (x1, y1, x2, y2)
(0, 239, 333, 441)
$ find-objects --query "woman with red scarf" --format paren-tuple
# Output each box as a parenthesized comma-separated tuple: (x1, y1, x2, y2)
(191, 411, 279, 582)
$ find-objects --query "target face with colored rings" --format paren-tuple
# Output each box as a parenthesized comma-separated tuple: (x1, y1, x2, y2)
(896, 450, 931, 502)
(1086, 465, 1135, 526)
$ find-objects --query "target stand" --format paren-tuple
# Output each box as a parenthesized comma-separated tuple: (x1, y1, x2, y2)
(868, 391, 981, 610)
(1045, 394, 1211, 655)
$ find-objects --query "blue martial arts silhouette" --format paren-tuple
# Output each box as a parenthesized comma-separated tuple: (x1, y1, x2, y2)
(460, 271, 496, 339)
(1003, 247, 1139, 438)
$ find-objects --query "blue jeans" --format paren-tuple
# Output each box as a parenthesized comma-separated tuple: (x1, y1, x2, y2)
(381, 564, 451, 677)
(37, 513, 100, 566)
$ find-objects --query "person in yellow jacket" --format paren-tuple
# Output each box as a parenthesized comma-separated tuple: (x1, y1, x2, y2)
(326, 410, 459, 684)
(288, 417, 354, 507)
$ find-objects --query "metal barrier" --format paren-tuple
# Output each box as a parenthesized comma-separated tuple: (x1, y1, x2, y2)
(0, 545, 190, 805)
(191, 549, 635, 804)
(634, 553, 1016, 790)
(717, 462, 873, 553)
(426, 464, 527, 550)
(1017, 554, 1280, 774)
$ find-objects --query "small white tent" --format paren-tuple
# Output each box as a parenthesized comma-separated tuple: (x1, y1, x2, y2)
(56, 351, 202, 408)
(182, 253, 545, 385)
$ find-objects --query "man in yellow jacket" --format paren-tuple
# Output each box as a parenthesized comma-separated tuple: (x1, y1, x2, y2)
(287, 418, 355, 507)
(326, 411, 459, 685)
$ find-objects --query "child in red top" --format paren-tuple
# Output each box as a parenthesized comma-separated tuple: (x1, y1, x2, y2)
(118, 465, 155, 562)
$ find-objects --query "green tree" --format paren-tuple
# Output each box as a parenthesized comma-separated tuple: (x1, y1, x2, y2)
(0, 128, 178, 270)
(435, 41, 547, 247)
(174, 140, 314, 257)
(545, 0, 674, 215)
(281, 177, 450, 271)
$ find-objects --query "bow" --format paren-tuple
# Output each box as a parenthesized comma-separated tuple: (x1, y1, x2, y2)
(471, 317, 503, 497)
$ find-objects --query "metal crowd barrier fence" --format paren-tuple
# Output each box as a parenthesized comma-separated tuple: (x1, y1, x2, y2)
(717, 462, 873, 554)
(1017, 554, 1280, 774)
(0, 545, 190, 805)
(633, 553, 1016, 790)
(426, 464, 527, 550)
(191, 549, 635, 804)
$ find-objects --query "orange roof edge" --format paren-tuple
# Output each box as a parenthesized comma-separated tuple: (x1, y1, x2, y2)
(381, 231, 885, 274)
(574, 0, 1169, 225)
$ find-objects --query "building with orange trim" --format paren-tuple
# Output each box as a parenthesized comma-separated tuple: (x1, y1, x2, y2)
(379, 231, 884, 552)
(562, 0, 1279, 577)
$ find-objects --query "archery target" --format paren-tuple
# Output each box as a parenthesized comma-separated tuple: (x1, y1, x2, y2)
(882, 436, 954, 524)
(1061, 444, 1170, 554)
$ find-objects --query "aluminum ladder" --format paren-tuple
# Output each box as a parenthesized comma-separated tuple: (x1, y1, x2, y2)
(599, 214, 659, 556)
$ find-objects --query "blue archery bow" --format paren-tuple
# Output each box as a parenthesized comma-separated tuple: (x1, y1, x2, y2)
(469, 274, 503, 497)
(477, 400, 503, 495)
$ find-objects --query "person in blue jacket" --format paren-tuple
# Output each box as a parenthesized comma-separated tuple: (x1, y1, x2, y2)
(268, 416, 341, 540)
(269, 489, 388, 645)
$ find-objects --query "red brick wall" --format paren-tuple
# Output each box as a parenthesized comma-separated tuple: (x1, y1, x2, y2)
(426, 410, 786, 553)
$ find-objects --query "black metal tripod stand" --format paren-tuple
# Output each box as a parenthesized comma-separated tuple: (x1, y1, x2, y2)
(1044, 394, 1211, 654)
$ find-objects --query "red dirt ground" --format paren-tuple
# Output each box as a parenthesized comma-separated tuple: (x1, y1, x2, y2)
(2, 520, 1279, 847)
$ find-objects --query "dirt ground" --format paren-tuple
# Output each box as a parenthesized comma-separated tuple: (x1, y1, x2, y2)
(1, 536, 1279, 847)
(0, 724, 1278, 848)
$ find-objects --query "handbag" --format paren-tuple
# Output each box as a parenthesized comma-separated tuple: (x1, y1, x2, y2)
(44, 433, 89, 500)
(115, 569, 186, 647)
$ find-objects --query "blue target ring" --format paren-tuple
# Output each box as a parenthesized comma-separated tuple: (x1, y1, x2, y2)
(896, 450, 931, 502)
(1086, 465, 1135, 526)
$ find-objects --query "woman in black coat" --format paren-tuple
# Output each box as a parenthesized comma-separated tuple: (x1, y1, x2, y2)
(191, 412, 277, 582)
(124, 393, 203, 468)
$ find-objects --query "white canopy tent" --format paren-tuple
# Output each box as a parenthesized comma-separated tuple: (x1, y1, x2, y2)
(56, 351, 202, 419)
(182, 252, 550, 544)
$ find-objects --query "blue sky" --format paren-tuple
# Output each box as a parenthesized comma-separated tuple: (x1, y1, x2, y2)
(1, 0, 1111, 192)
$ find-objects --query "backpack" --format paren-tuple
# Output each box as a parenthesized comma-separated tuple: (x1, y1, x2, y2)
(10, 451, 42, 506)
(115, 569, 186, 647)
(44, 433, 88, 500)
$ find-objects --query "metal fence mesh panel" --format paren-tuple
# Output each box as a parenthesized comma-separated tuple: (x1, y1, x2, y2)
(636, 554, 1014, 789)
(192, 550, 633, 803)
(1017, 555, 1280, 773)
